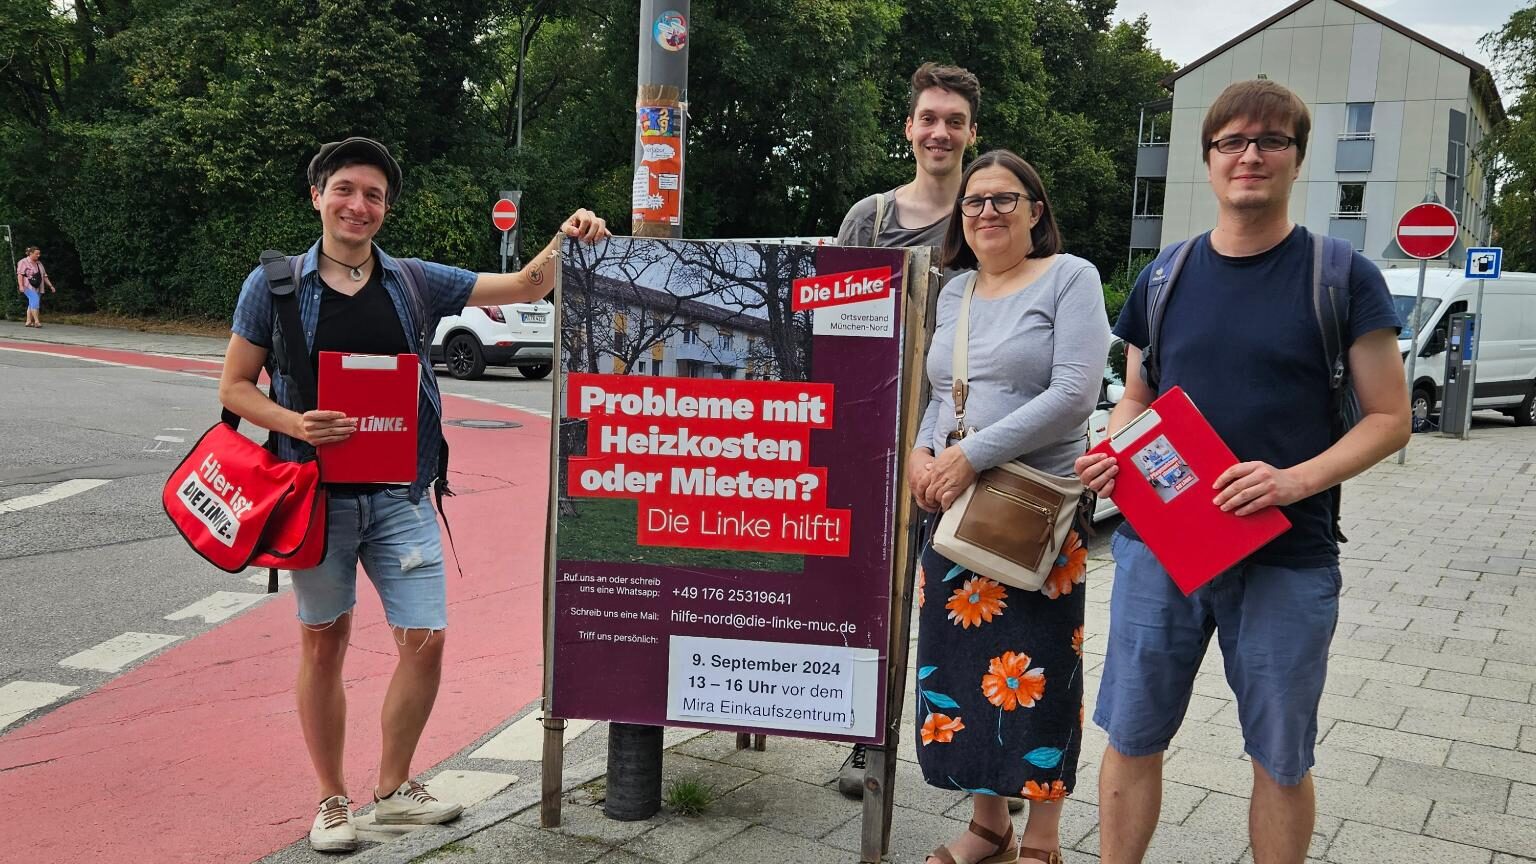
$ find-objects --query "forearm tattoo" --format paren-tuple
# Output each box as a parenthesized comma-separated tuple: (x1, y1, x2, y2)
(528, 247, 557, 286)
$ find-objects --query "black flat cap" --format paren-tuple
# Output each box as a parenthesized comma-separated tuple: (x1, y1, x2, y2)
(308, 137, 403, 206)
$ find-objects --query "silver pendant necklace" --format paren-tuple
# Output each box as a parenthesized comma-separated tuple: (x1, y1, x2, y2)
(319, 247, 370, 282)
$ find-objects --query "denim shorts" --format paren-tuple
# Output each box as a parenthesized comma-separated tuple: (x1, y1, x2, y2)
(291, 488, 448, 631)
(1093, 532, 1341, 786)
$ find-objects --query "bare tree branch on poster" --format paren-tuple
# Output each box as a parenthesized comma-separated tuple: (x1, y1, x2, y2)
(668, 242, 816, 381)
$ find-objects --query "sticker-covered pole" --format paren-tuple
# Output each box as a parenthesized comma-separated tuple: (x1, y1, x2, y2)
(630, 0, 688, 239)
(606, 0, 689, 821)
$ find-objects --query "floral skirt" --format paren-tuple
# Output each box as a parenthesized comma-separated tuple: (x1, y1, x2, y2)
(913, 531, 1087, 802)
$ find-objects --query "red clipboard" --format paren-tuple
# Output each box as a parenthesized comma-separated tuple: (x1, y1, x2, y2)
(316, 352, 419, 484)
(1088, 386, 1290, 594)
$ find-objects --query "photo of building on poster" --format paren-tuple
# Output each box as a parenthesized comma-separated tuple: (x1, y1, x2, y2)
(547, 236, 912, 740)
(556, 238, 825, 573)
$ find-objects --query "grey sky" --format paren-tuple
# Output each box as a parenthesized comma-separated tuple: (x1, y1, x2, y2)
(1115, 0, 1518, 74)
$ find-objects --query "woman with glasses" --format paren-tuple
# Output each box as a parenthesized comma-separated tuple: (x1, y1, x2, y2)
(910, 149, 1109, 864)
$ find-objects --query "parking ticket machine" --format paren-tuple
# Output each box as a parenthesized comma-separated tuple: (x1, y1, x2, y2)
(1440, 312, 1477, 439)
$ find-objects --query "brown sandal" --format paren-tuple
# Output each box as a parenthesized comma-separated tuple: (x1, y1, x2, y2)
(1019, 846, 1065, 864)
(927, 819, 1020, 864)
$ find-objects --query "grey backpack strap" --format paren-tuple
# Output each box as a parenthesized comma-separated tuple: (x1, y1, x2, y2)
(397, 257, 432, 350)
(1139, 233, 1204, 392)
(871, 193, 888, 243)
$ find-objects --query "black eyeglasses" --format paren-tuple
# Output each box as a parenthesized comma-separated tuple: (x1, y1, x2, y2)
(1206, 134, 1297, 155)
(958, 192, 1033, 217)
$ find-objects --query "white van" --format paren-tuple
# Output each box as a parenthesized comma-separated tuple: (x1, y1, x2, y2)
(1385, 267, 1536, 426)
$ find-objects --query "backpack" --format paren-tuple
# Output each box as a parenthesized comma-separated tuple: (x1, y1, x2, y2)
(1138, 229, 1356, 542)
(258, 254, 457, 591)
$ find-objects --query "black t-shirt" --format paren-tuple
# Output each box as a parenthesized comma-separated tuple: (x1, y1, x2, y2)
(1113, 226, 1400, 567)
(313, 267, 412, 492)
(313, 267, 409, 360)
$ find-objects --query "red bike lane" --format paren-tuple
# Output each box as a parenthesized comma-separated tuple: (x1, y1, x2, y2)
(0, 342, 551, 863)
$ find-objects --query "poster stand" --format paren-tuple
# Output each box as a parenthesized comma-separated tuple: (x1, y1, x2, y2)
(537, 244, 937, 853)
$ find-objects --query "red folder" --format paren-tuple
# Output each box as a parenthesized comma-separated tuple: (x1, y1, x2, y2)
(316, 352, 419, 484)
(1088, 386, 1290, 594)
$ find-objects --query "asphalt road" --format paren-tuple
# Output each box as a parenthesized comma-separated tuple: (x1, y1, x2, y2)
(0, 348, 255, 686)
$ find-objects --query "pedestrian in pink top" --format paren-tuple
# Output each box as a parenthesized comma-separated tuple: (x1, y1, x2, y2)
(15, 246, 55, 328)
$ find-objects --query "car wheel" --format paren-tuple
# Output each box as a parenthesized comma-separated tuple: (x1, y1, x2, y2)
(518, 363, 552, 380)
(1411, 386, 1433, 424)
(445, 333, 486, 380)
(1515, 384, 1536, 427)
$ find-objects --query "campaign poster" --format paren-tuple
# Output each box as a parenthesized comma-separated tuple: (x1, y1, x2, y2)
(547, 237, 909, 742)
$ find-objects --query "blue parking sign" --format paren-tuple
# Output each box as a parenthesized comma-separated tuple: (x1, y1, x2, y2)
(1466, 247, 1503, 279)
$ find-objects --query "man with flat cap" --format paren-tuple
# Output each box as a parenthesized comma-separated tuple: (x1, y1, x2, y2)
(219, 137, 609, 853)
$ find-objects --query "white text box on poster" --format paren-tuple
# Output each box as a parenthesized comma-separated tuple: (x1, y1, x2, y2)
(666, 635, 877, 737)
(811, 294, 895, 338)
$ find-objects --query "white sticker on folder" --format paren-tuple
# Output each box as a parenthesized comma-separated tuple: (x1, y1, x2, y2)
(340, 354, 400, 370)
(1108, 407, 1161, 452)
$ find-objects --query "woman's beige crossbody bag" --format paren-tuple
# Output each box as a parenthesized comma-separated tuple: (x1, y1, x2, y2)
(930, 276, 1083, 591)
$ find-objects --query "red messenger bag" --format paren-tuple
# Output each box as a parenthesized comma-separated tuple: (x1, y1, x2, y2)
(162, 251, 328, 579)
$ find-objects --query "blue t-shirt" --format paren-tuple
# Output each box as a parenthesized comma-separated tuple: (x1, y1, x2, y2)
(1113, 226, 1401, 567)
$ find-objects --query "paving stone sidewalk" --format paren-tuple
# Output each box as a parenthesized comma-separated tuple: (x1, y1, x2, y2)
(330, 419, 1536, 864)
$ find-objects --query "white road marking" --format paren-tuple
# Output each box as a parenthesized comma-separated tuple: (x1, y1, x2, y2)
(353, 770, 519, 840)
(165, 591, 266, 624)
(166, 427, 191, 432)
(245, 569, 292, 589)
(59, 632, 183, 672)
(0, 681, 77, 732)
(154, 435, 186, 443)
(470, 713, 596, 761)
(0, 479, 110, 514)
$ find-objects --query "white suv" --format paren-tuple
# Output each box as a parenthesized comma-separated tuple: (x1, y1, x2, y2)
(431, 300, 554, 380)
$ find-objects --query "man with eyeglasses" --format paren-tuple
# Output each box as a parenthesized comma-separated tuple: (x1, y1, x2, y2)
(833, 61, 985, 803)
(1074, 79, 1408, 862)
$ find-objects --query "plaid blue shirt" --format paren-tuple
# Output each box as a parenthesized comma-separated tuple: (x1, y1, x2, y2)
(231, 241, 477, 503)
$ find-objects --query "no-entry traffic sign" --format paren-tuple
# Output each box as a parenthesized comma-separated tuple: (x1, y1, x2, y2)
(492, 198, 519, 232)
(1396, 203, 1458, 260)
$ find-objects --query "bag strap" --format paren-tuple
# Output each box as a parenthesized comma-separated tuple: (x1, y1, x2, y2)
(951, 273, 976, 436)
(259, 250, 316, 594)
(394, 256, 463, 576)
(872, 193, 889, 243)
(1139, 233, 1204, 393)
(1309, 230, 1356, 545)
(1310, 231, 1355, 401)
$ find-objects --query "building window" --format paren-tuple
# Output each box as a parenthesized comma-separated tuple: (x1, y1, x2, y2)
(1447, 109, 1468, 221)
(682, 325, 698, 345)
(716, 331, 734, 350)
(1134, 179, 1165, 216)
(1344, 103, 1374, 139)
(1336, 183, 1366, 216)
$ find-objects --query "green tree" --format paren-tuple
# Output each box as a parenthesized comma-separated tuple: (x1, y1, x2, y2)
(1482, 3, 1536, 271)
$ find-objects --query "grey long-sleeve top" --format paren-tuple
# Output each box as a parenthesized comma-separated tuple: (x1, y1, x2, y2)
(917, 254, 1111, 478)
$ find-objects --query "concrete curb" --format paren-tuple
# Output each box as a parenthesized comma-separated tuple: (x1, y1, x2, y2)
(348, 757, 608, 864)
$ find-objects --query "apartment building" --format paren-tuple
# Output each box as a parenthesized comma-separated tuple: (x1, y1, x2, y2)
(1131, 0, 1504, 266)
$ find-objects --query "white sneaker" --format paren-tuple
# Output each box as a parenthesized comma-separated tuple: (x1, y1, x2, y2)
(372, 780, 463, 825)
(309, 795, 358, 853)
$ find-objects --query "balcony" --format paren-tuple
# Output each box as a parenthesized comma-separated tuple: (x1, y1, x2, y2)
(1336, 134, 1375, 173)
(1130, 216, 1164, 250)
(1136, 143, 1169, 179)
(673, 340, 743, 366)
(1328, 214, 1368, 250)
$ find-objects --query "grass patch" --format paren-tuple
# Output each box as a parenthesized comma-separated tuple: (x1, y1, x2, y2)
(558, 497, 804, 573)
(664, 778, 715, 816)
(413, 841, 473, 860)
